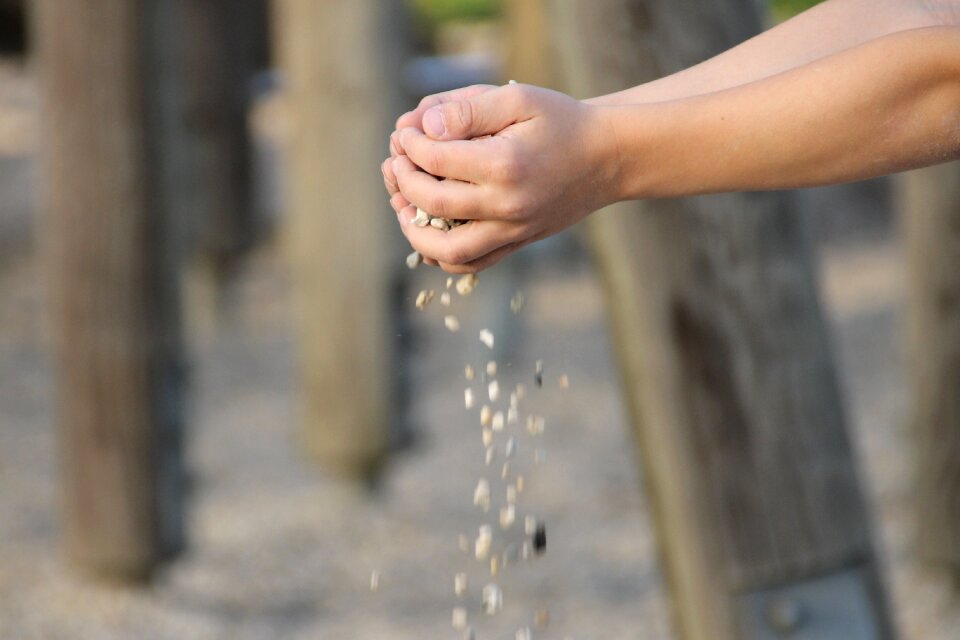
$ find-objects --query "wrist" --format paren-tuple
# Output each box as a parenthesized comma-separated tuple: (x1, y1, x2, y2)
(590, 103, 675, 203)
(582, 103, 628, 208)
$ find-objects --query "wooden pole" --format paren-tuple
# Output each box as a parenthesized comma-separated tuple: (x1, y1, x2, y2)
(901, 162, 960, 570)
(175, 0, 270, 336)
(545, 1, 895, 638)
(34, 0, 187, 580)
(503, 0, 557, 88)
(274, 0, 408, 480)
(180, 0, 269, 271)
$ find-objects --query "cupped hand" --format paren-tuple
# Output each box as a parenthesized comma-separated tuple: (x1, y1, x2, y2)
(386, 83, 619, 273)
(382, 85, 497, 201)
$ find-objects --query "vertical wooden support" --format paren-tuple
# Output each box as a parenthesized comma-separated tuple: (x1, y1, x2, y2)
(545, 1, 894, 638)
(177, 0, 269, 336)
(274, 0, 407, 480)
(901, 162, 960, 568)
(34, 0, 187, 580)
(503, 0, 556, 88)
(180, 0, 269, 269)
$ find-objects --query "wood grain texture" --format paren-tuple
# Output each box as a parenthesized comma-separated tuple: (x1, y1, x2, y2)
(545, 1, 893, 637)
(901, 162, 960, 565)
(34, 0, 186, 580)
(274, 0, 408, 479)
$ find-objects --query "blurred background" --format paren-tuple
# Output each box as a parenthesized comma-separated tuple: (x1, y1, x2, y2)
(1, 1, 959, 639)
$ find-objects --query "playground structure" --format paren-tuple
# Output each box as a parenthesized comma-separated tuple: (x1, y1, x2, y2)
(6, 1, 960, 638)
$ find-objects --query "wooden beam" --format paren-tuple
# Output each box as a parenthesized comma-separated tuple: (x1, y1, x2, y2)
(273, 0, 409, 480)
(901, 162, 960, 568)
(545, 1, 895, 637)
(503, 0, 557, 88)
(34, 0, 187, 580)
(180, 0, 269, 269)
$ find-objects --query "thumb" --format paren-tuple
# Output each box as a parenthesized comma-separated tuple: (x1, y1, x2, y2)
(421, 85, 527, 141)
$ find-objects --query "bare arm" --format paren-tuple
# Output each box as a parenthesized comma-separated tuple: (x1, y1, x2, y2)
(385, 0, 958, 202)
(387, 26, 960, 272)
(588, 0, 960, 105)
(605, 26, 960, 198)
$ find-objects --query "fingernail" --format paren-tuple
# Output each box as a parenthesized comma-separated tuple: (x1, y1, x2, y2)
(392, 157, 401, 174)
(423, 106, 446, 138)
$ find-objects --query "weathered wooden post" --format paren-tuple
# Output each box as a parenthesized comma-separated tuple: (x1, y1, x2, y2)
(172, 0, 269, 337)
(544, 1, 895, 638)
(180, 0, 269, 274)
(901, 162, 960, 572)
(34, 0, 187, 579)
(274, 0, 408, 480)
(503, 0, 556, 88)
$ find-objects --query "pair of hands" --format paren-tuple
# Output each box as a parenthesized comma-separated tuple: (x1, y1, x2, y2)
(382, 83, 618, 273)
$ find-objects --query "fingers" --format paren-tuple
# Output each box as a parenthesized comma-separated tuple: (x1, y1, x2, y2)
(389, 84, 529, 186)
(393, 155, 489, 220)
(389, 191, 409, 214)
(395, 85, 497, 132)
(389, 131, 402, 158)
(437, 242, 518, 274)
(398, 127, 505, 184)
(420, 83, 531, 141)
(390, 84, 537, 272)
(382, 158, 399, 197)
(397, 202, 521, 268)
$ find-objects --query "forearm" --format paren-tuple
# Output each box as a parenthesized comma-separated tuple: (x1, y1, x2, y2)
(600, 27, 960, 199)
(587, 0, 958, 106)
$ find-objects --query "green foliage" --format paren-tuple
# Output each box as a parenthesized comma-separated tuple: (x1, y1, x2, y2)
(408, 0, 825, 40)
(411, 0, 501, 30)
(770, 0, 825, 21)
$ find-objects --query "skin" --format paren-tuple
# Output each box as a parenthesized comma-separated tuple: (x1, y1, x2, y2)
(383, 0, 960, 273)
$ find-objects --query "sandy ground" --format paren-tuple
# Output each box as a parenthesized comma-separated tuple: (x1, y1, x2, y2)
(2, 58, 960, 640)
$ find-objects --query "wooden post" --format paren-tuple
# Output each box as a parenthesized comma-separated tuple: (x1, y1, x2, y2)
(503, 0, 557, 88)
(0, 0, 25, 54)
(545, 1, 895, 638)
(180, 0, 269, 271)
(901, 162, 960, 570)
(274, 0, 408, 480)
(174, 0, 270, 337)
(34, 0, 187, 580)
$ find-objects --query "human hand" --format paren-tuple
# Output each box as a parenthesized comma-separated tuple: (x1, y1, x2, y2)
(385, 83, 619, 273)
(382, 84, 497, 201)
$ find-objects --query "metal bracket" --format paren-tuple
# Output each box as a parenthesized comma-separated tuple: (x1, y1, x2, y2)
(737, 566, 882, 640)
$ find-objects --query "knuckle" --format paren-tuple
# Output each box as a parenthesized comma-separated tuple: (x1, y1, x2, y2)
(441, 244, 470, 266)
(491, 148, 524, 184)
(505, 219, 531, 242)
(508, 83, 530, 109)
(423, 144, 444, 176)
(426, 193, 447, 219)
(489, 155, 514, 183)
(441, 263, 471, 275)
(449, 101, 474, 134)
(499, 193, 530, 221)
